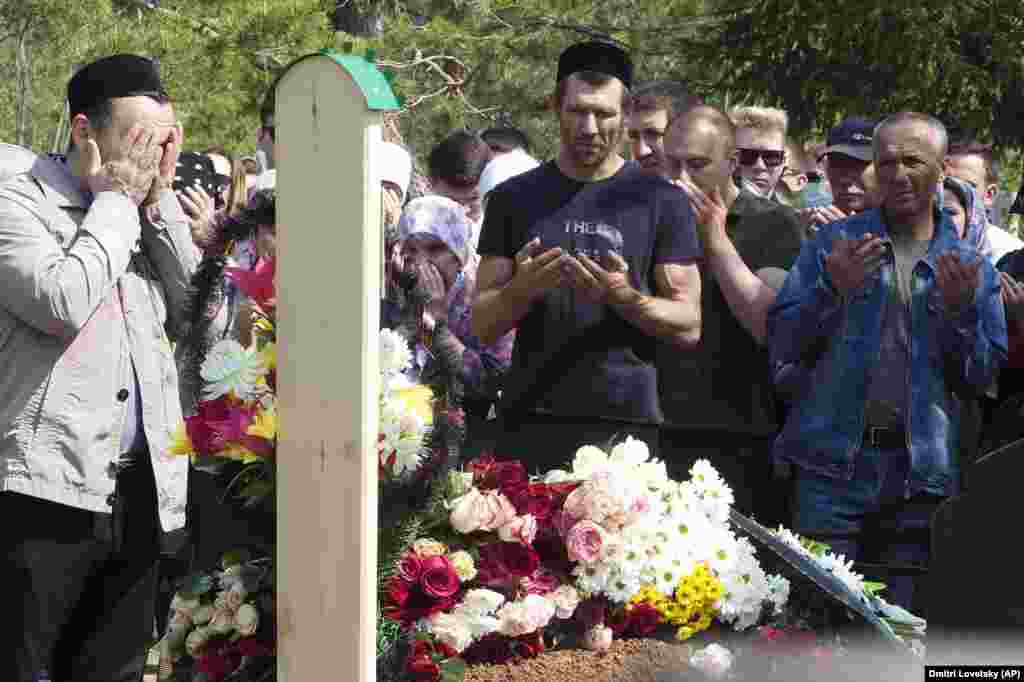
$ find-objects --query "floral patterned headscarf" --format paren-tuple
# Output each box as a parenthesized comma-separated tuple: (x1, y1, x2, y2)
(397, 195, 473, 269)
(942, 176, 989, 254)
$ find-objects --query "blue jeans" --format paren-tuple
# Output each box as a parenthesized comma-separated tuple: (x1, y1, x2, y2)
(792, 444, 943, 612)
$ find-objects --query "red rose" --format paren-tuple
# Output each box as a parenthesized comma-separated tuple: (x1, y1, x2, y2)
(385, 575, 412, 608)
(406, 652, 441, 681)
(622, 603, 661, 637)
(420, 555, 460, 599)
(461, 633, 516, 665)
(515, 630, 546, 658)
(195, 641, 243, 681)
(507, 483, 555, 521)
(467, 454, 527, 491)
(574, 597, 608, 629)
(397, 552, 423, 583)
(476, 542, 539, 587)
(235, 637, 275, 657)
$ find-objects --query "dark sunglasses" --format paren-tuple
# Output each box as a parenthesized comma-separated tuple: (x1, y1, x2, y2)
(737, 148, 785, 167)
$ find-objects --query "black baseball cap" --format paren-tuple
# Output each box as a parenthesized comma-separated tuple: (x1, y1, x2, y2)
(820, 117, 877, 162)
(556, 40, 633, 90)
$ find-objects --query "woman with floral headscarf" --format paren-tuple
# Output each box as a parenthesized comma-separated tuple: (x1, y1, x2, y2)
(396, 195, 515, 455)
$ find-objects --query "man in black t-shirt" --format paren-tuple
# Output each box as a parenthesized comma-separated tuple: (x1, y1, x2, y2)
(660, 105, 806, 524)
(472, 41, 702, 472)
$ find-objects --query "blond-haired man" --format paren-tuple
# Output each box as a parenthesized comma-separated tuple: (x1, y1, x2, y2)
(729, 106, 789, 201)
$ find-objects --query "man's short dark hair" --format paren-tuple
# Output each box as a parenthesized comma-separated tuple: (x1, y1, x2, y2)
(948, 140, 1000, 186)
(554, 71, 632, 110)
(632, 80, 701, 123)
(427, 130, 489, 187)
(672, 104, 737, 156)
(481, 126, 532, 154)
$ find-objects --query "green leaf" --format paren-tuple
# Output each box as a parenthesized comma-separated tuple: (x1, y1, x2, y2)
(439, 657, 467, 682)
(863, 581, 887, 596)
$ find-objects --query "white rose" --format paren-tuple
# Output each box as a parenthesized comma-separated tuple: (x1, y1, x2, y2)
(225, 584, 247, 611)
(571, 445, 609, 479)
(459, 589, 505, 616)
(546, 585, 581, 619)
(448, 550, 478, 581)
(192, 604, 215, 626)
(496, 601, 534, 637)
(171, 594, 200, 617)
(582, 624, 613, 652)
(185, 627, 211, 658)
(235, 603, 261, 637)
(690, 643, 734, 679)
(163, 624, 189, 659)
(209, 608, 236, 635)
(428, 612, 474, 653)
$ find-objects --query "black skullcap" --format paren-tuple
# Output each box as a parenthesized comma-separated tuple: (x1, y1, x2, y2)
(556, 40, 633, 90)
(67, 54, 167, 117)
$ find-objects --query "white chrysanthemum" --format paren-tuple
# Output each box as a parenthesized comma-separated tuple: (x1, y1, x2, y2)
(379, 328, 412, 377)
(717, 538, 772, 631)
(819, 552, 867, 597)
(200, 339, 267, 400)
(603, 568, 642, 603)
(774, 526, 810, 556)
(378, 397, 425, 475)
(609, 436, 650, 468)
(543, 468, 572, 483)
(573, 562, 613, 595)
(767, 574, 790, 613)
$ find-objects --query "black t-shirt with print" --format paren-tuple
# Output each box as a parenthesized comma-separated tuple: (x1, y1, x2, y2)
(658, 189, 805, 435)
(478, 160, 700, 424)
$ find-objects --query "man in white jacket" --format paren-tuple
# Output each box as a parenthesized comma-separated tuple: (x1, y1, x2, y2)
(0, 54, 198, 682)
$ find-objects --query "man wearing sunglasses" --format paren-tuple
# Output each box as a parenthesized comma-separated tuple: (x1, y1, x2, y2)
(729, 106, 790, 201)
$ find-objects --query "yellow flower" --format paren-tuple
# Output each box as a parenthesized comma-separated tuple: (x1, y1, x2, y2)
(393, 384, 434, 425)
(169, 422, 194, 457)
(259, 343, 277, 373)
(219, 443, 263, 464)
(676, 625, 697, 641)
(247, 408, 277, 441)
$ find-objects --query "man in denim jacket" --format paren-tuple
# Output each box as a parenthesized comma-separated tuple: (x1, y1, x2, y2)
(767, 113, 1007, 611)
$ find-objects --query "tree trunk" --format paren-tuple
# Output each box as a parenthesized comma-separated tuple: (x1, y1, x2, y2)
(15, 22, 33, 148)
(333, 0, 384, 37)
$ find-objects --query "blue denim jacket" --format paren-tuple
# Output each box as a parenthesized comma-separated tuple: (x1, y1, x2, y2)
(767, 207, 1007, 498)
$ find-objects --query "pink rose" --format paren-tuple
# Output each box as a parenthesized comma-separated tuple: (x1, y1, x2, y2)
(520, 567, 560, 596)
(497, 514, 537, 545)
(565, 520, 605, 564)
(551, 509, 578, 540)
(582, 624, 613, 652)
(449, 488, 517, 535)
(419, 555, 460, 600)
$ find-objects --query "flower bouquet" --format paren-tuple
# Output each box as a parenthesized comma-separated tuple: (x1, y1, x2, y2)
(171, 257, 278, 507)
(158, 553, 276, 682)
(378, 438, 925, 681)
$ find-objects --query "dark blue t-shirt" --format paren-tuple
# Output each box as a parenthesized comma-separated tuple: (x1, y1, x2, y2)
(477, 160, 700, 424)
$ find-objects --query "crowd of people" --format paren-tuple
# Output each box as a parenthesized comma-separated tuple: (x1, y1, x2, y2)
(1, 38, 1024, 681)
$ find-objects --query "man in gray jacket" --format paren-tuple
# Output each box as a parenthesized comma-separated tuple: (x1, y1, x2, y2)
(0, 54, 198, 682)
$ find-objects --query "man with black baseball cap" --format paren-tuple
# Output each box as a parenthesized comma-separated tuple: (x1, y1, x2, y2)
(473, 40, 702, 471)
(0, 54, 197, 681)
(800, 117, 880, 231)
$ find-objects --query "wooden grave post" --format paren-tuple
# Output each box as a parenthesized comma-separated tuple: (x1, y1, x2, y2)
(275, 51, 399, 682)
